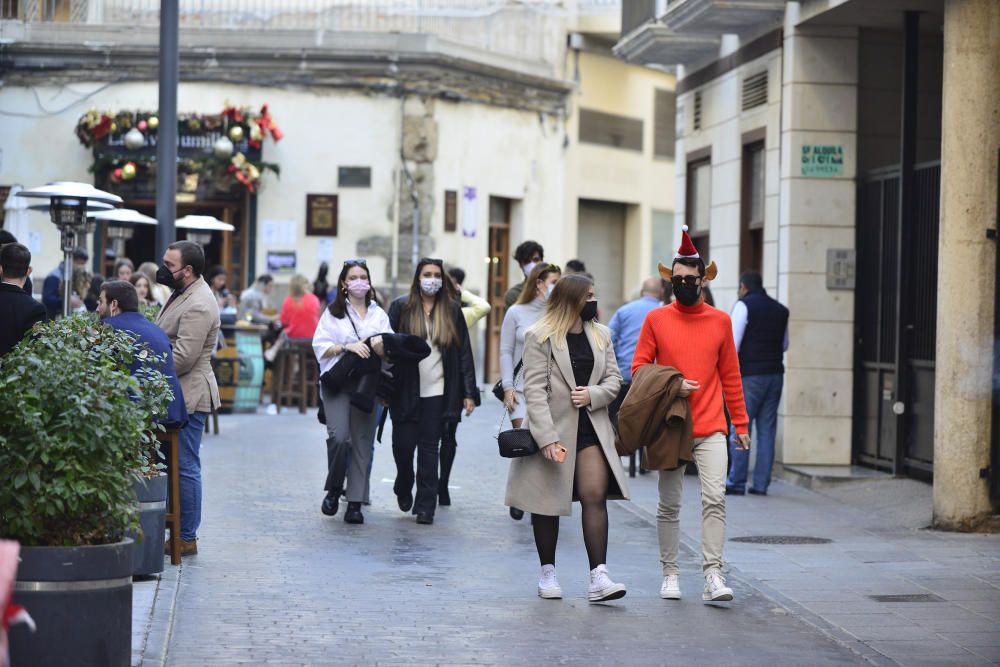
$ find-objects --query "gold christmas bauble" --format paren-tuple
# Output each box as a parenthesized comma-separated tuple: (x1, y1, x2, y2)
(147, 115, 159, 130)
(228, 125, 245, 142)
(121, 162, 137, 180)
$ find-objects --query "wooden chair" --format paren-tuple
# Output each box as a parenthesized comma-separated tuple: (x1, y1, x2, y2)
(157, 427, 182, 566)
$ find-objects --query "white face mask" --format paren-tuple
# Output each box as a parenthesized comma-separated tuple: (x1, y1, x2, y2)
(420, 278, 443, 296)
(546, 283, 555, 299)
(522, 261, 538, 278)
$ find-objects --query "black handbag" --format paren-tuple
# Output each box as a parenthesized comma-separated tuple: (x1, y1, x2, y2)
(496, 342, 551, 458)
(491, 360, 523, 402)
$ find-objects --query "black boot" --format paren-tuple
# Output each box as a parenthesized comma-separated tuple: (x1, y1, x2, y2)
(509, 507, 525, 521)
(321, 491, 340, 516)
(344, 502, 364, 524)
(439, 427, 457, 506)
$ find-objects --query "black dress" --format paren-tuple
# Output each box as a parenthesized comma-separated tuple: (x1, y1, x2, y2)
(567, 331, 599, 451)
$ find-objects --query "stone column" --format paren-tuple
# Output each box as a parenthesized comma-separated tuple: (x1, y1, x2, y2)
(777, 5, 858, 465)
(933, 0, 1000, 530)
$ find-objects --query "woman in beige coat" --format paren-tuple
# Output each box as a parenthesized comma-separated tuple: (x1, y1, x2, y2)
(505, 274, 630, 603)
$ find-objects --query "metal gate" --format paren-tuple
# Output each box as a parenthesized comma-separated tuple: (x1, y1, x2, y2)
(853, 162, 940, 478)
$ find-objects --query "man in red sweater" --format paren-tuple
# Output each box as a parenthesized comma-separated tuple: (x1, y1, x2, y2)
(632, 226, 750, 603)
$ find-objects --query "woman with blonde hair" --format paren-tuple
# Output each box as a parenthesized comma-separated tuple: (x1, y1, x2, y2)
(138, 261, 171, 305)
(130, 272, 160, 307)
(505, 273, 629, 602)
(281, 273, 321, 341)
(499, 262, 561, 520)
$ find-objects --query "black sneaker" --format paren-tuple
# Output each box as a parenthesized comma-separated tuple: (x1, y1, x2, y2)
(439, 486, 451, 506)
(725, 487, 745, 496)
(748, 488, 767, 496)
(397, 491, 413, 513)
(416, 512, 434, 525)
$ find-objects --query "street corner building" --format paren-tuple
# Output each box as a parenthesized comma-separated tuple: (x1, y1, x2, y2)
(0, 0, 677, 393)
(614, 0, 1000, 528)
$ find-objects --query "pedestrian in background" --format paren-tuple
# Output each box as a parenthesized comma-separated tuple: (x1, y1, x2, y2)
(206, 265, 235, 311)
(726, 270, 789, 496)
(239, 274, 276, 323)
(313, 261, 330, 305)
(388, 258, 477, 525)
(0, 243, 45, 356)
(631, 227, 749, 603)
(0, 231, 31, 296)
(564, 259, 587, 275)
(506, 274, 630, 603)
(114, 258, 134, 281)
(608, 277, 662, 428)
(499, 262, 561, 520)
(438, 266, 490, 506)
(156, 240, 222, 556)
(130, 272, 160, 308)
(312, 259, 390, 525)
(281, 274, 321, 341)
(504, 240, 544, 307)
(43, 246, 87, 318)
(138, 261, 171, 306)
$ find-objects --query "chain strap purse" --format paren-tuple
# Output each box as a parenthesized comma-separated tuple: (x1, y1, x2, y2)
(496, 341, 552, 458)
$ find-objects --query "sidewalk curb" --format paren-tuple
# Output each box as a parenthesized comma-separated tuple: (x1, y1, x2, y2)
(617, 498, 898, 667)
(137, 562, 182, 667)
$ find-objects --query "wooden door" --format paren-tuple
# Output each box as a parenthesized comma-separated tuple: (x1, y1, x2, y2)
(485, 197, 512, 384)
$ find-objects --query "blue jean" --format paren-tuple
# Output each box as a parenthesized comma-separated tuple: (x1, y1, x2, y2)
(727, 373, 783, 493)
(179, 411, 206, 541)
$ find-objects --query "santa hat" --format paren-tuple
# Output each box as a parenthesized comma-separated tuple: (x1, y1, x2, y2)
(658, 225, 718, 281)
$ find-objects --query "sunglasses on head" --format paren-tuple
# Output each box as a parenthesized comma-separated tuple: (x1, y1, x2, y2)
(343, 258, 368, 268)
(419, 257, 444, 268)
(671, 275, 701, 287)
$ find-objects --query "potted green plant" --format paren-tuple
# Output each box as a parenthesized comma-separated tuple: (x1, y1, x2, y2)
(0, 314, 172, 667)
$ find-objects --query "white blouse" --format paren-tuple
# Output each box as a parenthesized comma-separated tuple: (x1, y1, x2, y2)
(312, 301, 393, 375)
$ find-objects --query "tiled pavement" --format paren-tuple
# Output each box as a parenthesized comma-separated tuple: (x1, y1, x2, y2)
(135, 405, 999, 666)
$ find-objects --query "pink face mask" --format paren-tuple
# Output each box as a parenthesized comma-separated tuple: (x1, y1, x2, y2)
(346, 279, 370, 298)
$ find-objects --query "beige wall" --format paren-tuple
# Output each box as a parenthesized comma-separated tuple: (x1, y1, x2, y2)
(562, 50, 676, 311)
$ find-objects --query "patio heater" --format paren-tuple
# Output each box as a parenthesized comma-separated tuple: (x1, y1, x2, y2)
(175, 215, 235, 246)
(90, 209, 159, 258)
(17, 182, 122, 317)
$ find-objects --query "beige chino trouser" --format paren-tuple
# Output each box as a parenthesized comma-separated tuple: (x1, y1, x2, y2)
(657, 432, 728, 575)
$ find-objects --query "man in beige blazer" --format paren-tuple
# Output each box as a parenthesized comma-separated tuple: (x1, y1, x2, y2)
(156, 240, 221, 556)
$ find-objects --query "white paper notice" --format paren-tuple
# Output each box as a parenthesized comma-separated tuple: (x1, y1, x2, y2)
(27, 231, 42, 256)
(260, 220, 297, 247)
(461, 186, 477, 238)
(316, 238, 334, 265)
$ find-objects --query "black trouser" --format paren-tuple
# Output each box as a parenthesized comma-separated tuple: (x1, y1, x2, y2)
(439, 420, 458, 493)
(392, 396, 445, 517)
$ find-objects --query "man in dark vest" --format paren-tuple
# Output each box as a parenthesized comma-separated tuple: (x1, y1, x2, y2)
(726, 271, 789, 496)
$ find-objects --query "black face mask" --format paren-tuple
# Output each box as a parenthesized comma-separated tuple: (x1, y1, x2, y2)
(581, 301, 598, 322)
(157, 264, 179, 289)
(673, 283, 701, 307)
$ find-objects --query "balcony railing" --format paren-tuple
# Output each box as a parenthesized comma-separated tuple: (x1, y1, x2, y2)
(1, 0, 621, 66)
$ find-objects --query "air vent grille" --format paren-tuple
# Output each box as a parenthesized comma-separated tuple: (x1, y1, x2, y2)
(693, 91, 703, 131)
(742, 71, 768, 111)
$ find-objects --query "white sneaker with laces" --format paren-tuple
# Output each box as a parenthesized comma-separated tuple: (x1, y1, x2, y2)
(703, 569, 734, 602)
(588, 565, 626, 603)
(537, 565, 562, 599)
(660, 574, 681, 600)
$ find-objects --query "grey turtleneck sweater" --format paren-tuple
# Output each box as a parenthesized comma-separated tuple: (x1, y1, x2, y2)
(499, 297, 547, 391)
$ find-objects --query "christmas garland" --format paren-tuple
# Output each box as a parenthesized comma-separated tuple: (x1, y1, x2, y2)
(77, 103, 283, 193)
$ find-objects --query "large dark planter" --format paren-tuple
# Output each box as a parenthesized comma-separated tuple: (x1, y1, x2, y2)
(9, 539, 133, 667)
(129, 474, 167, 576)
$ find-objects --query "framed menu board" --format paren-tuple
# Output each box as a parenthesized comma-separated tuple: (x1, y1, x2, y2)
(306, 194, 338, 236)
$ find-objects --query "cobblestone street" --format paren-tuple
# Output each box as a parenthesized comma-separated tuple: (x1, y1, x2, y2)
(161, 408, 867, 666)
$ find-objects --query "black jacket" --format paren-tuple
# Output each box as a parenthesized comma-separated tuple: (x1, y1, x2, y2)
(320, 332, 431, 414)
(0, 282, 46, 356)
(387, 296, 477, 423)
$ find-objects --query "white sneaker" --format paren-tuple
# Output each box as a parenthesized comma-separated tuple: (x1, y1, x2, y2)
(588, 565, 626, 603)
(537, 565, 562, 599)
(660, 574, 681, 600)
(703, 569, 734, 602)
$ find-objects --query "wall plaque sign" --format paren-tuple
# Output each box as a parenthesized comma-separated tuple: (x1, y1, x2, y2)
(306, 194, 338, 237)
(826, 248, 856, 290)
(801, 144, 844, 177)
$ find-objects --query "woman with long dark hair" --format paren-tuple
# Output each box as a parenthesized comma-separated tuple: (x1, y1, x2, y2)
(505, 274, 629, 602)
(387, 258, 477, 525)
(312, 259, 391, 525)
